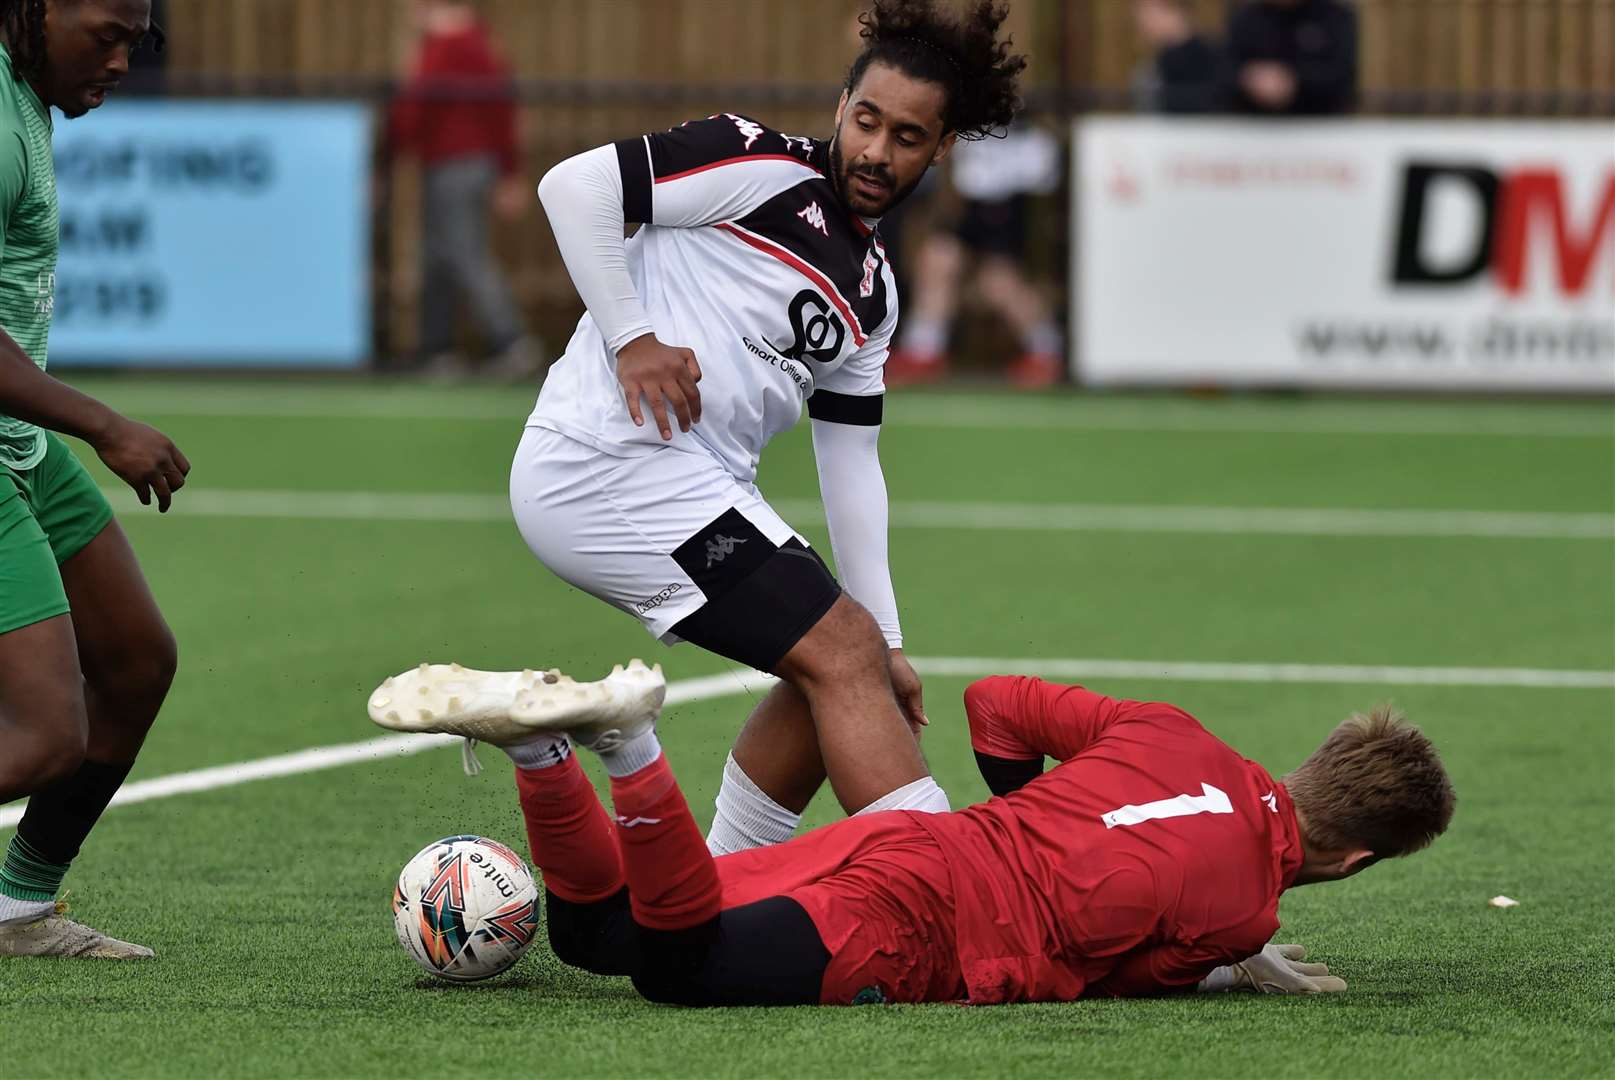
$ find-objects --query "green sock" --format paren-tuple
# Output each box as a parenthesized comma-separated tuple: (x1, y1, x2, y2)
(0, 834, 67, 903)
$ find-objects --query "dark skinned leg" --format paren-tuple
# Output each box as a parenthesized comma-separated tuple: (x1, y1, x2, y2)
(0, 614, 88, 805)
(10, 524, 175, 877)
(728, 681, 826, 816)
(773, 595, 928, 815)
(58, 521, 177, 764)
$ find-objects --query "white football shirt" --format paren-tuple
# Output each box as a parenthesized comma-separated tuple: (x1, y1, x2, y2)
(528, 113, 898, 485)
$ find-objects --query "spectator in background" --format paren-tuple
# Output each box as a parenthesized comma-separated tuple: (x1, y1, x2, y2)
(391, 0, 544, 381)
(885, 126, 1065, 389)
(1226, 0, 1357, 115)
(1133, 0, 1221, 114)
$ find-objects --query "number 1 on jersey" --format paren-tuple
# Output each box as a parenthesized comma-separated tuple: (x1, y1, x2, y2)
(1101, 783, 1234, 829)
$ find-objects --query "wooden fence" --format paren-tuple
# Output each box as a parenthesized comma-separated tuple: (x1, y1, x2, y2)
(159, 0, 1613, 103)
(150, 0, 1615, 358)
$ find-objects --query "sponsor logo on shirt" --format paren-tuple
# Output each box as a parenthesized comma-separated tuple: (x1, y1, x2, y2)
(33, 271, 54, 318)
(765, 289, 846, 366)
(742, 335, 811, 396)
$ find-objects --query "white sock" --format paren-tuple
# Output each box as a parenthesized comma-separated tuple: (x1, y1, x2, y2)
(597, 729, 662, 778)
(502, 733, 572, 771)
(706, 753, 803, 856)
(0, 895, 55, 925)
(854, 776, 950, 816)
(900, 316, 948, 358)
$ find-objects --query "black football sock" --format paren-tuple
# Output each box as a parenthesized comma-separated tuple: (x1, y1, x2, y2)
(13, 758, 136, 876)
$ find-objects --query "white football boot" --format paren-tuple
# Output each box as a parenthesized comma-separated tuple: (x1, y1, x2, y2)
(368, 663, 573, 773)
(510, 658, 666, 753)
(0, 901, 154, 959)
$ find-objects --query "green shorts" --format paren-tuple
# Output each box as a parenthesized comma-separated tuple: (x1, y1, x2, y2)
(0, 432, 115, 636)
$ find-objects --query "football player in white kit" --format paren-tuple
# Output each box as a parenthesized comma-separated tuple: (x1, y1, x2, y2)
(508, 1, 1028, 853)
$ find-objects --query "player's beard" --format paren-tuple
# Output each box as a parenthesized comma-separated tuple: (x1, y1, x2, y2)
(828, 134, 924, 219)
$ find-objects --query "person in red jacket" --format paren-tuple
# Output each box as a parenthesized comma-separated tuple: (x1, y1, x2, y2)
(396, 662, 1453, 1005)
(391, 0, 542, 380)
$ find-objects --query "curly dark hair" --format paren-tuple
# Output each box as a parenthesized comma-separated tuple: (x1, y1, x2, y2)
(1, 0, 165, 81)
(846, 0, 1027, 141)
(1, 0, 48, 78)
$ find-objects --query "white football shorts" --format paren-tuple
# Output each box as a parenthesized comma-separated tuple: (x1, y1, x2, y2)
(509, 426, 841, 670)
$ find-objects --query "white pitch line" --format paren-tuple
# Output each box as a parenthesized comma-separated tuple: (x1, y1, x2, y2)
(101, 488, 1615, 540)
(884, 401, 1615, 440)
(62, 387, 1615, 438)
(0, 669, 778, 831)
(910, 657, 1615, 689)
(834, 501, 1615, 540)
(3, 656, 1609, 833)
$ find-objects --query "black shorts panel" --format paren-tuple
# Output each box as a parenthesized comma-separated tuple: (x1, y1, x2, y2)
(671, 515, 841, 672)
(633, 895, 830, 1007)
(548, 888, 830, 1007)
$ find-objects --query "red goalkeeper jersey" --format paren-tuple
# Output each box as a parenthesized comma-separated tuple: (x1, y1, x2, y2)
(717, 676, 1303, 1004)
(921, 676, 1304, 1003)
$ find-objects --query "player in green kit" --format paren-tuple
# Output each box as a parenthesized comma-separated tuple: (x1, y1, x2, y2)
(0, 0, 190, 959)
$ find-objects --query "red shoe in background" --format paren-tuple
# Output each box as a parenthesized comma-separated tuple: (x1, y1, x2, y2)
(884, 349, 950, 387)
(1006, 351, 1063, 389)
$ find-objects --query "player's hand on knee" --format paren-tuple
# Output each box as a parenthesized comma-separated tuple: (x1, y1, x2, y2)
(617, 334, 703, 440)
(94, 417, 191, 514)
(889, 649, 928, 735)
(1201, 942, 1347, 995)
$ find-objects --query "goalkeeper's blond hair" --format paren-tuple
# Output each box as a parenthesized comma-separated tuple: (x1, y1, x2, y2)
(1284, 706, 1455, 858)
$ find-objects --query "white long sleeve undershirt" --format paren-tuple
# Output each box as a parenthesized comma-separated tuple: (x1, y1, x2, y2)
(812, 417, 902, 649)
(535, 145, 654, 354)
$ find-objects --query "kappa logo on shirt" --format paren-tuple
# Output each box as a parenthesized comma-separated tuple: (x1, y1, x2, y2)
(797, 200, 829, 237)
(860, 251, 879, 298)
(1260, 791, 1279, 813)
(724, 112, 764, 150)
(705, 534, 749, 568)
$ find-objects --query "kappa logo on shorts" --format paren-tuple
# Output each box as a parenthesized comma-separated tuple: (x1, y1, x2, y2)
(705, 534, 748, 568)
(635, 583, 683, 615)
(672, 508, 775, 601)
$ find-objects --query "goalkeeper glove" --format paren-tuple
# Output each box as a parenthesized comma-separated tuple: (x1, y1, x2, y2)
(1198, 943, 1348, 994)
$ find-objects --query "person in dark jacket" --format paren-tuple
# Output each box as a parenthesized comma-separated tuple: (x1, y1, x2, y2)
(1134, 0, 1222, 114)
(1225, 0, 1357, 115)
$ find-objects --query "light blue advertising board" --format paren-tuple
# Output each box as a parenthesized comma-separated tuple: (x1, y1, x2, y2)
(49, 100, 371, 367)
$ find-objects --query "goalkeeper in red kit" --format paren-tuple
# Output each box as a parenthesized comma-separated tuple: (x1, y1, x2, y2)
(437, 662, 1455, 1006)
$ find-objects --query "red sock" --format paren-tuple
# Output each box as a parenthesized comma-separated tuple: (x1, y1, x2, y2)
(607, 755, 722, 931)
(514, 756, 624, 904)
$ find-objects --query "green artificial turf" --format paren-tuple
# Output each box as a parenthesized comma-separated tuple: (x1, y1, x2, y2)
(1, 379, 1611, 1078)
